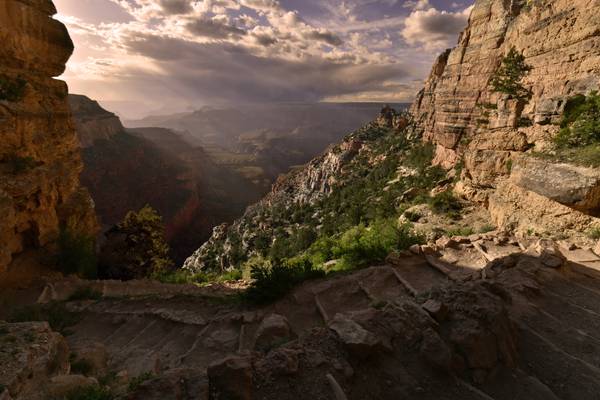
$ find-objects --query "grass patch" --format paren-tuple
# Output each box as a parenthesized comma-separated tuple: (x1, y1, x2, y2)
(429, 191, 463, 219)
(479, 224, 496, 233)
(128, 372, 154, 392)
(533, 144, 600, 168)
(57, 227, 97, 279)
(445, 227, 475, 237)
(61, 385, 113, 400)
(588, 227, 600, 240)
(7, 303, 80, 335)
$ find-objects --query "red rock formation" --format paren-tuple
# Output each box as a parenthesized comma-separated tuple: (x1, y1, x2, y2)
(0, 0, 97, 274)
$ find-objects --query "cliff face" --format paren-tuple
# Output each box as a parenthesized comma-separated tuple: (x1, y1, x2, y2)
(411, 0, 600, 232)
(70, 95, 263, 263)
(0, 0, 97, 273)
(69, 94, 124, 148)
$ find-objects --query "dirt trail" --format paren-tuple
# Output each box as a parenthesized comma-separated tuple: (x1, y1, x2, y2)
(4, 234, 600, 399)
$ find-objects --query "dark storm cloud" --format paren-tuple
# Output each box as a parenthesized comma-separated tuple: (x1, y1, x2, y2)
(121, 33, 409, 103)
(186, 18, 247, 39)
(305, 30, 343, 47)
(159, 0, 193, 14)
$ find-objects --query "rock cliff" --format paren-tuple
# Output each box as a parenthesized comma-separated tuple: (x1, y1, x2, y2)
(0, 0, 97, 274)
(70, 95, 263, 263)
(69, 94, 124, 148)
(411, 0, 600, 233)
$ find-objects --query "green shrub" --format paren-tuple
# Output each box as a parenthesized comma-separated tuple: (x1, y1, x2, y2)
(0, 384, 5, 394)
(479, 224, 496, 233)
(128, 372, 154, 392)
(0, 75, 27, 102)
(429, 191, 463, 219)
(61, 385, 113, 400)
(445, 227, 475, 237)
(588, 227, 600, 240)
(68, 287, 102, 301)
(554, 92, 600, 148)
(99, 205, 173, 280)
(151, 269, 209, 284)
(8, 303, 80, 335)
(58, 227, 97, 279)
(490, 47, 532, 99)
(70, 354, 94, 376)
(244, 258, 326, 305)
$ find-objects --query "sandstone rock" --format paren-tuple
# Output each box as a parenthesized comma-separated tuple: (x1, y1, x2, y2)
(0, 322, 70, 400)
(0, 0, 97, 273)
(595, 241, 600, 257)
(254, 314, 293, 352)
(208, 356, 253, 400)
(69, 342, 108, 376)
(69, 94, 124, 148)
(127, 368, 208, 400)
(47, 375, 98, 399)
(422, 299, 448, 322)
(328, 313, 382, 359)
(511, 156, 600, 216)
(411, 0, 600, 225)
(420, 328, 453, 372)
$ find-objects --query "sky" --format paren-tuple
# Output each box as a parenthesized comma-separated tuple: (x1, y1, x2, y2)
(53, 0, 474, 119)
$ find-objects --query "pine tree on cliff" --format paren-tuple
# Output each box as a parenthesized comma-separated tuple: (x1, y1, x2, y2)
(99, 205, 173, 280)
(490, 47, 532, 100)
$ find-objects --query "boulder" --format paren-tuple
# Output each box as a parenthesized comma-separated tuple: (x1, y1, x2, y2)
(420, 328, 453, 372)
(328, 314, 382, 359)
(422, 299, 448, 322)
(208, 356, 253, 400)
(47, 375, 98, 399)
(254, 314, 293, 352)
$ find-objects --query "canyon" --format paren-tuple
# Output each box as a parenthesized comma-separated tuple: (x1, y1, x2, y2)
(2, 0, 600, 399)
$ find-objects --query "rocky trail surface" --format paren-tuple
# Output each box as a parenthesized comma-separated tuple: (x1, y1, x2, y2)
(4, 234, 600, 399)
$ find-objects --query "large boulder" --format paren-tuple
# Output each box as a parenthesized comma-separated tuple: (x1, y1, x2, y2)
(208, 356, 253, 400)
(328, 313, 383, 359)
(254, 314, 293, 352)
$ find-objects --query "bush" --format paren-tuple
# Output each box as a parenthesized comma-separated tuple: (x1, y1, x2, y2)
(0, 75, 27, 102)
(429, 191, 463, 219)
(99, 205, 173, 280)
(70, 354, 94, 376)
(588, 227, 600, 240)
(57, 227, 97, 279)
(554, 92, 600, 148)
(128, 372, 154, 392)
(490, 47, 532, 99)
(61, 385, 113, 400)
(244, 258, 326, 305)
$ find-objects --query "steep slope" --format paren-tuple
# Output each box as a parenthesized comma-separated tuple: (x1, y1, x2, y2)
(411, 0, 600, 233)
(0, 0, 97, 275)
(127, 103, 406, 190)
(183, 109, 447, 272)
(70, 95, 262, 263)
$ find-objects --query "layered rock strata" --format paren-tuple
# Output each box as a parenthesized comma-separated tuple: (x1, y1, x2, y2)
(0, 0, 97, 274)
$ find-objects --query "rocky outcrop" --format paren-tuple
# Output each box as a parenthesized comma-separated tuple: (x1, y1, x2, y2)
(0, 321, 70, 400)
(0, 0, 97, 274)
(69, 94, 124, 148)
(411, 0, 600, 230)
(412, 0, 600, 174)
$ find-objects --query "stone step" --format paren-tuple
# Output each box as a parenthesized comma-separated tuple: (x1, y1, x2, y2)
(517, 322, 600, 400)
(388, 255, 448, 295)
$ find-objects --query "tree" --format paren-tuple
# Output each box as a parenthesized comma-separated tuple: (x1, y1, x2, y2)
(490, 47, 532, 99)
(99, 205, 173, 280)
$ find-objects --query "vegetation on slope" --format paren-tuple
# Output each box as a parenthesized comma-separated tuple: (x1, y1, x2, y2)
(490, 47, 532, 100)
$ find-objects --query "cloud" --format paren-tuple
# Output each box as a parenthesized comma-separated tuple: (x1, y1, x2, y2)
(402, 5, 472, 50)
(159, 0, 193, 14)
(186, 17, 247, 39)
(55, 0, 475, 118)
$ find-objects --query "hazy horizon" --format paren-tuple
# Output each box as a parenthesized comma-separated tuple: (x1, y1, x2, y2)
(55, 0, 473, 119)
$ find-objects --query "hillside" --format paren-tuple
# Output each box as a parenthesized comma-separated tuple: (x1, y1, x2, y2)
(126, 103, 407, 190)
(70, 95, 262, 262)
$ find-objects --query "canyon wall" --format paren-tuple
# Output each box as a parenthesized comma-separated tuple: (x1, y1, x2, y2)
(411, 0, 600, 232)
(0, 0, 97, 273)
